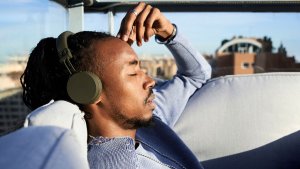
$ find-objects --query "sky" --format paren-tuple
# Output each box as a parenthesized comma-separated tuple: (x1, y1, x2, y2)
(1, 0, 300, 63)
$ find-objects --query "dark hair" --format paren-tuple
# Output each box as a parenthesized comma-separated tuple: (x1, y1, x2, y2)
(20, 31, 113, 111)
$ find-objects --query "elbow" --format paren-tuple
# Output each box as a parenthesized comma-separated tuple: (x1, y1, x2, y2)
(188, 65, 212, 89)
(199, 62, 212, 83)
(196, 55, 212, 83)
(204, 64, 212, 81)
(177, 60, 212, 88)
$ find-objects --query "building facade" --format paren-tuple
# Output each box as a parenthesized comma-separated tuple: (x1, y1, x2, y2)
(0, 57, 29, 135)
(0, 88, 30, 135)
(214, 36, 300, 77)
(140, 55, 177, 79)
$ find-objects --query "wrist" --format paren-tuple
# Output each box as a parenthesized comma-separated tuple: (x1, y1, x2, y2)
(158, 23, 174, 39)
(155, 24, 177, 44)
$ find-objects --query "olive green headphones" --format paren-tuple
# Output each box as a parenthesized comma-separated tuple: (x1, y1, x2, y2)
(56, 31, 102, 104)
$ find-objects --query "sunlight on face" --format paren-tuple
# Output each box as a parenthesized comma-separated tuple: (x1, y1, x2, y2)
(93, 38, 156, 129)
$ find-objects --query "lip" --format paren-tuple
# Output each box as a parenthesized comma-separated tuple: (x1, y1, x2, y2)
(146, 94, 155, 103)
(145, 94, 156, 109)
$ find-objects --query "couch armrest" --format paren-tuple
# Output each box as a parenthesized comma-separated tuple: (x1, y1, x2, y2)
(0, 126, 89, 169)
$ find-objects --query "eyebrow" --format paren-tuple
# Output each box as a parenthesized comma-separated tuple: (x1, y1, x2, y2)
(129, 59, 139, 66)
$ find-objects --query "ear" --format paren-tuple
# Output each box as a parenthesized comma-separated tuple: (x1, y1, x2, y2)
(94, 90, 105, 105)
(93, 95, 102, 105)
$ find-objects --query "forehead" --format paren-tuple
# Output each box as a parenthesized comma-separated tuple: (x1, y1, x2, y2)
(93, 38, 138, 67)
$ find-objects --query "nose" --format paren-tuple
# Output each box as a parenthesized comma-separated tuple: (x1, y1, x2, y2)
(143, 74, 156, 90)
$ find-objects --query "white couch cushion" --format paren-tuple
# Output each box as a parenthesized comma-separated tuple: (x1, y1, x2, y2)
(24, 100, 87, 157)
(174, 72, 300, 161)
(0, 126, 89, 169)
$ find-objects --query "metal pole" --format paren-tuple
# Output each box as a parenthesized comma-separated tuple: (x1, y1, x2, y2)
(68, 3, 84, 32)
(108, 10, 114, 35)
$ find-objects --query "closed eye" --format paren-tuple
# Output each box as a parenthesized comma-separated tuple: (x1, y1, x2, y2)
(128, 73, 137, 76)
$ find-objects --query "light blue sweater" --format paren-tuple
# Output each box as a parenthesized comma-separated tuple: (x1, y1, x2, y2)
(88, 29, 212, 169)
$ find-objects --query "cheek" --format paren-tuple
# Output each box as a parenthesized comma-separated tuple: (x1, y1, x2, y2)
(103, 80, 135, 104)
(101, 79, 123, 106)
(102, 73, 123, 94)
(118, 82, 145, 108)
(103, 72, 145, 105)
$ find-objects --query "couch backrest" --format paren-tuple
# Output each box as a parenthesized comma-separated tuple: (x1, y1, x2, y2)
(22, 72, 300, 164)
(174, 72, 300, 161)
(23, 100, 88, 157)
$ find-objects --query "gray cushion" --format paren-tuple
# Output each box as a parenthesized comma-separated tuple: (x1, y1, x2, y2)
(174, 72, 300, 161)
(24, 100, 87, 157)
(0, 126, 89, 169)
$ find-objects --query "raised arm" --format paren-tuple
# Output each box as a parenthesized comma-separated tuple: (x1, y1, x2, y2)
(153, 29, 212, 127)
(117, 2, 212, 128)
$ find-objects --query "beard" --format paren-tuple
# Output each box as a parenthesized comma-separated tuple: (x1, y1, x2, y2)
(113, 111, 155, 129)
(124, 116, 155, 129)
(110, 90, 155, 129)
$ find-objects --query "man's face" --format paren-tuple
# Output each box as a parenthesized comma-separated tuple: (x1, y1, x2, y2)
(94, 38, 156, 129)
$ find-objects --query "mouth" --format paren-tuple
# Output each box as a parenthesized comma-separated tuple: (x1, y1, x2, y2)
(144, 92, 156, 109)
(146, 94, 155, 103)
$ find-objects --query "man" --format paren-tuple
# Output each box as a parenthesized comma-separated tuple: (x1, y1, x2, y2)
(21, 2, 211, 169)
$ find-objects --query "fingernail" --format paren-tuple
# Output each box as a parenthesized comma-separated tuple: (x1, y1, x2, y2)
(145, 38, 148, 42)
(116, 34, 120, 38)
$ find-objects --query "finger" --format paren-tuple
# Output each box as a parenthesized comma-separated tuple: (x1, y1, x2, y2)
(117, 18, 125, 38)
(128, 26, 136, 45)
(136, 4, 152, 46)
(120, 2, 146, 41)
(144, 8, 161, 39)
(135, 23, 145, 46)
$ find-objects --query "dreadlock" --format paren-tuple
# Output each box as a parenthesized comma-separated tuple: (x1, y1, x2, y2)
(20, 31, 113, 111)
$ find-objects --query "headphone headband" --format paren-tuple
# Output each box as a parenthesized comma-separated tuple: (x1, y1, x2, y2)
(56, 31, 76, 74)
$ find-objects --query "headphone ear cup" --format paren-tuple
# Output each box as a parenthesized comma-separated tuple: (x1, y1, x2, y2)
(67, 71, 102, 104)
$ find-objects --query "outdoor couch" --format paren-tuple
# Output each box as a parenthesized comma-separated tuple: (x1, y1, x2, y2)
(0, 72, 299, 168)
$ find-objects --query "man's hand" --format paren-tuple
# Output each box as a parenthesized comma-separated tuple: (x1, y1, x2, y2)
(117, 2, 174, 46)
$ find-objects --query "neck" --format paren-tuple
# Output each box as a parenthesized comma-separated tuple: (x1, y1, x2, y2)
(85, 104, 136, 140)
(87, 118, 137, 139)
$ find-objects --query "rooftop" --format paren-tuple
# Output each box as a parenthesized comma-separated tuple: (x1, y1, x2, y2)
(0, 88, 22, 101)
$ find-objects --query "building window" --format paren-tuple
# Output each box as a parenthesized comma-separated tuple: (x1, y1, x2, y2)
(11, 115, 19, 119)
(10, 108, 18, 112)
(242, 62, 250, 69)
